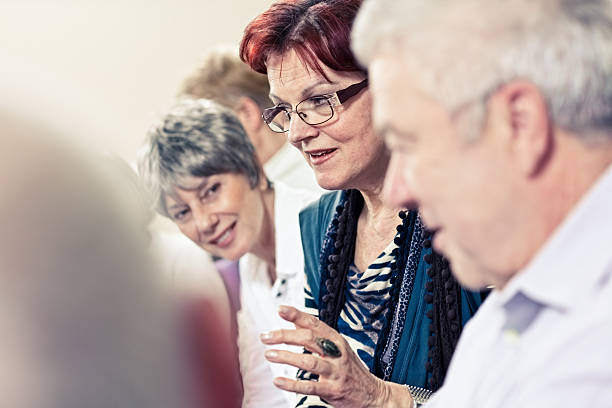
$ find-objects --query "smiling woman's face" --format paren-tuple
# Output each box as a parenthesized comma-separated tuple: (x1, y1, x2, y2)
(266, 50, 389, 192)
(164, 172, 267, 260)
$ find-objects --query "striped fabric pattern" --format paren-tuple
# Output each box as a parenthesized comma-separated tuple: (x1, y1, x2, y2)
(337, 241, 396, 369)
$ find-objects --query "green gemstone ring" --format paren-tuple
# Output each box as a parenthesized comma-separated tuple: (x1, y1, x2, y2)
(315, 337, 342, 358)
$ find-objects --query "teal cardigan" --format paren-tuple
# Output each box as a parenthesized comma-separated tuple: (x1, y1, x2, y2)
(299, 190, 483, 388)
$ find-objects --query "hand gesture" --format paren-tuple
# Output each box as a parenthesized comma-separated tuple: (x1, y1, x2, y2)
(261, 306, 412, 408)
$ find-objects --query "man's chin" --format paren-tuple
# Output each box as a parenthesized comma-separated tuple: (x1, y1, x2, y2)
(432, 229, 447, 253)
(444, 250, 490, 291)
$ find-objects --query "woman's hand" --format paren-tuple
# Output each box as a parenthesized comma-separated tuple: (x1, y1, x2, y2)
(260, 306, 413, 408)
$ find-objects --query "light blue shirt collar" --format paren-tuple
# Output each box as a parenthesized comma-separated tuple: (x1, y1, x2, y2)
(498, 163, 612, 313)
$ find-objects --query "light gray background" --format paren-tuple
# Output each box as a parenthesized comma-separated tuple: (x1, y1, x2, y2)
(0, 0, 274, 162)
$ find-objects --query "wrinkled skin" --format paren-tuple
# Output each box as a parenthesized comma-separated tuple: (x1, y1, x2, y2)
(261, 306, 413, 408)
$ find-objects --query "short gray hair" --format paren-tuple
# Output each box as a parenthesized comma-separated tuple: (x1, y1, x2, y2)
(138, 98, 261, 217)
(353, 0, 612, 138)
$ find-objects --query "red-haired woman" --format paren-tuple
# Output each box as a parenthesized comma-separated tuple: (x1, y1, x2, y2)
(240, 1, 484, 407)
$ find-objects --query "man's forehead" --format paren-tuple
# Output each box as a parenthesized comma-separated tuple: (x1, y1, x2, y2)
(370, 55, 422, 117)
(369, 52, 456, 144)
(368, 56, 406, 138)
(370, 51, 423, 94)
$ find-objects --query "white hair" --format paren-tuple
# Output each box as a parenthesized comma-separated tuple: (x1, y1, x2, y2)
(353, 0, 612, 137)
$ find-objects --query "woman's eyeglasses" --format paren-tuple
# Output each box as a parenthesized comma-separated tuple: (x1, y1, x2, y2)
(262, 79, 368, 133)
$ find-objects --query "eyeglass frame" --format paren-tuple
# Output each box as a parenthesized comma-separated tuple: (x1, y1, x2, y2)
(261, 78, 369, 133)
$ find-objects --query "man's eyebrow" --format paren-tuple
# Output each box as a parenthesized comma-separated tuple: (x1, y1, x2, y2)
(375, 123, 417, 143)
(269, 79, 336, 104)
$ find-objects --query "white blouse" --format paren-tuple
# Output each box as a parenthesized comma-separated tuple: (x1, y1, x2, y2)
(238, 182, 320, 408)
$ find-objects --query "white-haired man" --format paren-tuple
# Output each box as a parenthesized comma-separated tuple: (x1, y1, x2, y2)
(352, 0, 612, 407)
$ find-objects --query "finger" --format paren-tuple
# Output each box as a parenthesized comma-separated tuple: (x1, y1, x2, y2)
(260, 327, 317, 348)
(265, 349, 334, 377)
(272, 376, 332, 397)
(278, 305, 335, 336)
(260, 329, 332, 356)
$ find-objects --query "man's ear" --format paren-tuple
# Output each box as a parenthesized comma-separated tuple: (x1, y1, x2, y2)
(235, 96, 265, 133)
(487, 80, 553, 177)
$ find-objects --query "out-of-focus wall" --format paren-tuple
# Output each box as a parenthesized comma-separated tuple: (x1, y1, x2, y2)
(0, 0, 273, 161)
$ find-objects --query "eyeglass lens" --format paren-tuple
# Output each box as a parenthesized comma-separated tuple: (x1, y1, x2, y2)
(265, 98, 334, 133)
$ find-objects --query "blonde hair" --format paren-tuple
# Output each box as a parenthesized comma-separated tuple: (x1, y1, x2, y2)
(180, 45, 272, 111)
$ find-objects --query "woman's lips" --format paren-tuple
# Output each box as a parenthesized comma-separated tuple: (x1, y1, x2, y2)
(307, 148, 337, 166)
(211, 221, 236, 249)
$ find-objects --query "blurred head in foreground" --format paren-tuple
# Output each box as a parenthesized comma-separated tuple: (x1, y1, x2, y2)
(0, 112, 197, 408)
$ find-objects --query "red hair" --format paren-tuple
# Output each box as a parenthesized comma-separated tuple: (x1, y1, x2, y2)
(240, 0, 365, 80)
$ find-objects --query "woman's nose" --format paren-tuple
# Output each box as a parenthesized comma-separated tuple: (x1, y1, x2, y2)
(193, 208, 219, 237)
(287, 113, 318, 146)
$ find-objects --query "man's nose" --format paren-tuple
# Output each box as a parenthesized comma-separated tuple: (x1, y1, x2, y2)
(382, 153, 419, 210)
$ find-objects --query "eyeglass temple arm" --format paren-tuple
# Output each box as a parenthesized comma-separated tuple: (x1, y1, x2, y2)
(336, 78, 369, 104)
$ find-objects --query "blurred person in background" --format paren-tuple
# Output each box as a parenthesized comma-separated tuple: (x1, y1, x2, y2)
(180, 45, 322, 194)
(139, 98, 320, 408)
(352, 0, 612, 406)
(239, 1, 484, 407)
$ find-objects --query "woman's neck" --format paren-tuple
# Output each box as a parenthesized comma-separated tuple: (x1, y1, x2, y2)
(250, 187, 277, 283)
(359, 186, 403, 229)
(353, 187, 403, 272)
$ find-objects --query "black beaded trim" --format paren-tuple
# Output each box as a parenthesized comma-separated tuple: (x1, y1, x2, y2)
(422, 231, 463, 390)
(318, 189, 363, 328)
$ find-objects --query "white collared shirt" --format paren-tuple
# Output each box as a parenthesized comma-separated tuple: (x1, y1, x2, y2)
(427, 164, 612, 408)
(264, 142, 324, 194)
(238, 182, 321, 408)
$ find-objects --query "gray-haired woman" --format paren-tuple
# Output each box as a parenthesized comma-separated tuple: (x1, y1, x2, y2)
(138, 98, 320, 408)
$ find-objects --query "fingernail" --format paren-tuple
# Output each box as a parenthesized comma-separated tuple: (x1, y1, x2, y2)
(265, 350, 278, 359)
(260, 332, 273, 341)
(273, 377, 287, 387)
(278, 305, 290, 316)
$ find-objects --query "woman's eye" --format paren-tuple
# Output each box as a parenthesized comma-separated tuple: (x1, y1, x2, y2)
(172, 208, 190, 222)
(310, 96, 329, 107)
(202, 182, 221, 199)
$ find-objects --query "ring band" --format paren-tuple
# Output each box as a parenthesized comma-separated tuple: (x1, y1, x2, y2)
(315, 337, 342, 358)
